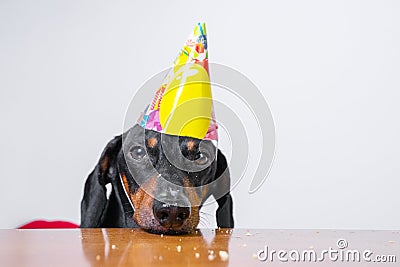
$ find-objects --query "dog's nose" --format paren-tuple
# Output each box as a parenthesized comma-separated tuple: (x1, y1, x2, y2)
(153, 201, 190, 228)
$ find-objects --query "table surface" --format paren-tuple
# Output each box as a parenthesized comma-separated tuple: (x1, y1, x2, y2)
(1, 228, 399, 266)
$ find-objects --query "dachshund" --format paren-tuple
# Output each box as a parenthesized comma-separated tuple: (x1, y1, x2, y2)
(80, 124, 234, 234)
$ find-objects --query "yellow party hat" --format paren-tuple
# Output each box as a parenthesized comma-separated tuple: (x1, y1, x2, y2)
(137, 23, 217, 140)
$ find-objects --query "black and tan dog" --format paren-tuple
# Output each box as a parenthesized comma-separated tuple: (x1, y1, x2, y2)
(80, 124, 234, 234)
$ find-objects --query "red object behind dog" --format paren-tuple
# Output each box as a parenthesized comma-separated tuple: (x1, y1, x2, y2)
(18, 220, 78, 229)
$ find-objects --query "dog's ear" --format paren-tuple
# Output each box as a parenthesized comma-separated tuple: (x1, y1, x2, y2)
(213, 150, 234, 228)
(80, 135, 122, 227)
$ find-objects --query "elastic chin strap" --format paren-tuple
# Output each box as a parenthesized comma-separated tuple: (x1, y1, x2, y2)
(118, 172, 135, 211)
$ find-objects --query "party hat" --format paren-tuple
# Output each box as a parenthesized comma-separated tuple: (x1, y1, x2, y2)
(137, 22, 218, 141)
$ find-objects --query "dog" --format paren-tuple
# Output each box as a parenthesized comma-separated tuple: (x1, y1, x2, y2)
(80, 124, 234, 234)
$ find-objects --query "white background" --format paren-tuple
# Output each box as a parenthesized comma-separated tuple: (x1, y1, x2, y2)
(1, 0, 399, 229)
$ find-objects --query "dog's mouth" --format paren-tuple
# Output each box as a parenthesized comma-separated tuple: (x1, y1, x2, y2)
(140, 220, 198, 235)
(134, 218, 198, 235)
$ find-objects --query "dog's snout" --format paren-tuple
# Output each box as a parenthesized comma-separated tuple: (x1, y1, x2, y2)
(153, 200, 190, 228)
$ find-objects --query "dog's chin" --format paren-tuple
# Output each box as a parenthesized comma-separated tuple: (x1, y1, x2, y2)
(133, 209, 200, 235)
(144, 228, 192, 235)
(135, 220, 195, 235)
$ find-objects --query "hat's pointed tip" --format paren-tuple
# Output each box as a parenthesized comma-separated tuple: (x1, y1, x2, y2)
(194, 22, 207, 36)
(173, 22, 208, 67)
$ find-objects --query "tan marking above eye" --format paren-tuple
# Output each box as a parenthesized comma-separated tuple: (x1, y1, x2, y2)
(187, 140, 196, 151)
(147, 138, 158, 148)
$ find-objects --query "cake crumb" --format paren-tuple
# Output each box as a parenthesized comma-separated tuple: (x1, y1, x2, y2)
(252, 253, 258, 259)
(241, 243, 247, 247)
(111, 244, 116, 250)
(195, 252, 200, 259)
(208, 254, 215, 261)
(96, 255, 101, 261)
(177, 245, 182, 252)
(245, 231, 252, 236)
(160, 234, 163, 238)
(158, 255, 163, 261)
(219, 250, 229, 261)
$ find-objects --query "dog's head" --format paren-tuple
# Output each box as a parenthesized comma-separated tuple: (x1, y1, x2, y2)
(81, 124, 233, 234)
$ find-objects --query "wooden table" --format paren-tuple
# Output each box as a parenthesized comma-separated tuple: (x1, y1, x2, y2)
(0, 228, 399, 266)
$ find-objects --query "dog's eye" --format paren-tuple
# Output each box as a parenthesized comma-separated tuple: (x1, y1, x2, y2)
(195, 152, 208, 165)
(129, 146, 146, 160)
